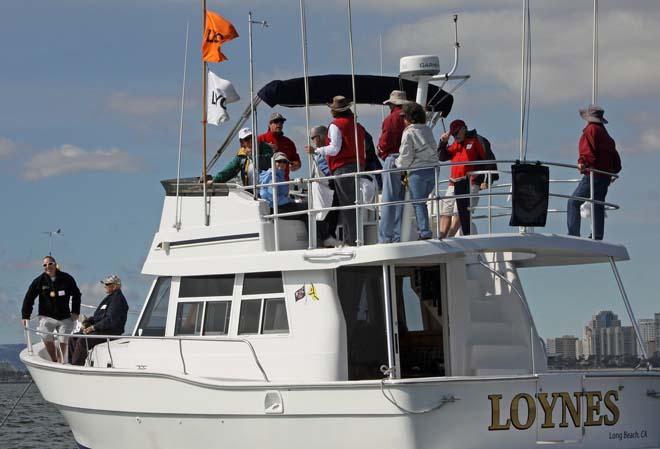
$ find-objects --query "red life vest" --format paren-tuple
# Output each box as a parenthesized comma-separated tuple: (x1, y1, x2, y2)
(326, 116, 366, 173)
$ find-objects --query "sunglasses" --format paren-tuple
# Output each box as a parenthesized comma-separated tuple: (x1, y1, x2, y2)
(271, 120, 285, 124)
(43, 262, 55, 267)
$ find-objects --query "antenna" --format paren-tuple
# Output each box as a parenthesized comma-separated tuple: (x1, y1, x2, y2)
(174, 22, 190, 232)
(42, 228, 63, 256)
(248, 11, 269, 199)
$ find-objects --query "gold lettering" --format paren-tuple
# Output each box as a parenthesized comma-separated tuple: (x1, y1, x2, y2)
(510, 393, 536, 430)
(488, 394, 511, 431)
(536, 392, 560, 429)
(584, 391, 604, 426)
(603, 390, 620, 426)
(558, 392, 582, 428)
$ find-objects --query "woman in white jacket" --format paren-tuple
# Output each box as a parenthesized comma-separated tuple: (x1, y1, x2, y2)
(394, 103, 438, 239)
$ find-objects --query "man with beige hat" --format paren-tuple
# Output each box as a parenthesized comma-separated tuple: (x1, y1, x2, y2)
(378, 90, 409, 242)
(305, 95, 366, 245)
(567, 104, 621, 240)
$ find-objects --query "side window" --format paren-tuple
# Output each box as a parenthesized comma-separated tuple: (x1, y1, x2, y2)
(174, 302, 203, 336)
(203, 301, 231, 336)
(179, 275, 234, 298)
(137, 277, 171, 336)
(262, 298, 289, 334)
(177, 275, 235, 337)
(238, 272, 288, 335)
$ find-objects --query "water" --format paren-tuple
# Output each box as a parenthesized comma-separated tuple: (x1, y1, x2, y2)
(0, 382, 76, 449)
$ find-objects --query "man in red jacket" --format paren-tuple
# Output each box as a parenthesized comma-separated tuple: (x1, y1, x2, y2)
(567, 105, 621, 240)
(258, 112, 301, 179)
(437, 119, 488, 237)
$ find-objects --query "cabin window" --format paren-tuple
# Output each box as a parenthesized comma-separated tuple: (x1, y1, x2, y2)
(337, 267, 388, 380)
(136, 277, 171, 336)
(242, 272, 283, 295)
(203, 301, 232, 336)
(238, 299, 262, 334)
(237, 272, 288, 335)
(179, 274, 234, 298)
(262, 298, 289, 333)
(174, 302, 203, 336)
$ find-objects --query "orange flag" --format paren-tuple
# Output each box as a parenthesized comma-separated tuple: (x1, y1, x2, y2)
(202, 10, 239, 63)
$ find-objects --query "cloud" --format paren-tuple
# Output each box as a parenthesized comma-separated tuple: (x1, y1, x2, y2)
(386, 6, 660, 106)
(107, 92, 180, 119)
(0, 137, 18, 159)
(23, 144, 140, 181)
(638, 129, 660, 153)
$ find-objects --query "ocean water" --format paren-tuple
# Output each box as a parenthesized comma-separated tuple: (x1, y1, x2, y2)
(0, 382, 76, 449)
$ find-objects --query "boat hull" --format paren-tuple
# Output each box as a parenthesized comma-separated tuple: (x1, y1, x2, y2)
(23, 350, 660, 449)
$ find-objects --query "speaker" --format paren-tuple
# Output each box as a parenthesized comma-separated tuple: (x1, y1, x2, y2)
(509, 163, 550, 227)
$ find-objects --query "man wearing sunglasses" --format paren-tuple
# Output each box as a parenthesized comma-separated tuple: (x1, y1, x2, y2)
(258, 112, 301, 180)
(21, 256, 81, 363)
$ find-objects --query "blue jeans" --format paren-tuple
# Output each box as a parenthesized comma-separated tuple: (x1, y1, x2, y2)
(408, 168, 435, 239)
(378, 155, 404, 243)
(567, 175, 610, 240)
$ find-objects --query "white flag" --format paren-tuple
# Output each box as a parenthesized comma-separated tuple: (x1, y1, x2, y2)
(207, 71, 240, 125)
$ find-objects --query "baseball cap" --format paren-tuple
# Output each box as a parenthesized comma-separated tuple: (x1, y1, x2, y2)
(269, 112, 286, 123)
(100, 275, 121, 286)
(449, 119, 466, 136)
(273, 152, 290, 163)
(238, 128, 253, 140)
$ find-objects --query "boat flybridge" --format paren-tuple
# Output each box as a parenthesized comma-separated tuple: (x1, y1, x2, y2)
(20, 56, 660, 449)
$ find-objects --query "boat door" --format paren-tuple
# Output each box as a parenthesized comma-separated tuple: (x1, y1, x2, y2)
(391, 264, 448, 378)
(536, 373, 584, 444)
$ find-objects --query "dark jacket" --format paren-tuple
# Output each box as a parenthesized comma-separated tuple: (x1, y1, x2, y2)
(22, 271, 81, 320)
(88, 289, 129, 335)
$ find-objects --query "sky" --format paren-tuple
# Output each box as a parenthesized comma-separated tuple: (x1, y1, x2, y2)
(0, 0, 659, 344)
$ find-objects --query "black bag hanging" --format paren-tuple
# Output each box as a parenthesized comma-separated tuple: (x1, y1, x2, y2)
(509, 162, 549, 227)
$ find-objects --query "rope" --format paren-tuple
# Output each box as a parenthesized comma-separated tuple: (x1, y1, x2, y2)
(0, 380, 33, 429)
(379, 379, 459, 414)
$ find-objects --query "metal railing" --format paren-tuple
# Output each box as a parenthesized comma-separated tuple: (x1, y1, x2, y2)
(22, 324, 270, 382)
(253, 159, 620, 249)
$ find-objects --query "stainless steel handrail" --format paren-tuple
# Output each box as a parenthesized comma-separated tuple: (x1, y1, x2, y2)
(23, 325, 270, 382)
(228, 159, 620, 247)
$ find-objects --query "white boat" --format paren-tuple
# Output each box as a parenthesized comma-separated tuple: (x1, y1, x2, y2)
(20, 5, 660, 449)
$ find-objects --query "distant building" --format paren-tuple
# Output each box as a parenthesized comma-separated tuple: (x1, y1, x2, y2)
(587, 311, 621, 360)
(655, 313, 660, 355)
(546, 335, 578, 359)
(639, 318, 655, 356)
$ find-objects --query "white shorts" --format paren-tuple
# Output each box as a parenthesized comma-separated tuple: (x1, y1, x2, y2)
(439, 184, 480, 216)
(38, 316, 75, 343)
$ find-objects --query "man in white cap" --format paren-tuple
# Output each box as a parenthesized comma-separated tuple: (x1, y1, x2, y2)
(213, 127, 273, 187)
(70, 275, 128, 365)
(378, 90, 409, 243)
(567, 104, 621, 240)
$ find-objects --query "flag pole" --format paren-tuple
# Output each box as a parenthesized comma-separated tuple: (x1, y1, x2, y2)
(202, 0, 209, 225)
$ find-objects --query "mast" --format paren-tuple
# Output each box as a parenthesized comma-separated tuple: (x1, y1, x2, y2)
(592, 0, 598, 104)
(299, 0, 316, 249)
(347, 0, 362, 246)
